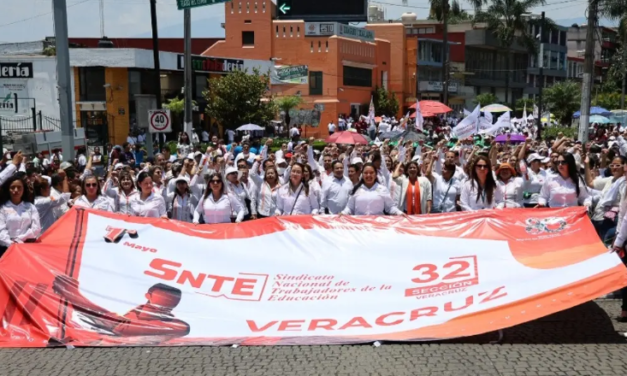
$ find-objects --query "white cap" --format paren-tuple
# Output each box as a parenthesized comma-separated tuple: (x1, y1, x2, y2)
(114, 163, 124, 170)
(412, 154, 422, 163)
(351, 157, 364, 165)
(526, 153, 542, 164)
(225, 166, 238, 176)
(541, 157, 550, 164)
(174, 176, 190, 185)
(610, 136, 616, 141)
(187, 153, 195, 159)
(276, 157, 287, 166)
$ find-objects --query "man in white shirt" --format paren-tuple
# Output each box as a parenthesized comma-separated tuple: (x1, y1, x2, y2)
(289, 125, 300, 140)
(328, 121, 336, 135)
(320, 161, 353, 214)
(227, 129, 236, 144)
(126, 132, 136, 145)
(234, 142, 257, 166)
(201, 129, 210, 142)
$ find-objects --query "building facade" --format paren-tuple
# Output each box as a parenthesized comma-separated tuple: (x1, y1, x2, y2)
(203, 0, 396, 137)
(525, 23, 568, 98)
(567, 25, 618, 83)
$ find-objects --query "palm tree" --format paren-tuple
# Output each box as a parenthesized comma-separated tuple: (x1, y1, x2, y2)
(543, 81, 581, 125)
(428, 0, 485, 105)
(601, 1, 627, 108)
(473, 0, 548, 106)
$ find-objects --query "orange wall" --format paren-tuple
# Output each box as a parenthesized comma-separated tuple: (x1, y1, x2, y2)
(406, 37, 418, 105)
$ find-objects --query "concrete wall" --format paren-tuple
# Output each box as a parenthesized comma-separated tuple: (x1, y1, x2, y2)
(0, 56, 60, 122)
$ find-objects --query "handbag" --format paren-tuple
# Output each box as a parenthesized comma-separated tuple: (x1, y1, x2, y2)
(604, 206, 620, 222)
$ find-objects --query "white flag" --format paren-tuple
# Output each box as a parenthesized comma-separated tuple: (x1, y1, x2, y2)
(453, 105, 480, 139)
(415, 100, 424, 131)
(400, 111, 410, 130)
(463, 108, 471, 117)
(533, 104, 539, 118)
(522, 104, 528, 127)
(481, 111, 511, 136)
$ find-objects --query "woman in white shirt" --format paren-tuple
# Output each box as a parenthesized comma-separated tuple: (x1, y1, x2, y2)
(193, 173, 244, 224)
(275, 163, 319, 216)
(426, 155, 461, 214)
(538, 152, 591, 208)
(302, 163, 322, 204)
(225, 166, 251, 219)
(611, 156, 627, 323)
(495, 163, 524, 208)
(33, 176, 71, 233)
(150, 165, 167, 198)
(104, 170, 138, 214)
(177, 132, 192, 158)
(73, 176, 115, 212)
(251, 166, 280, 219)
(521, 153, 547, 208)
(130, 171, 167, 218)
(166, 176, 197, 223)
(341, 163, 404, 216)
(460, 155, 501, 211)
(0, 175, 41, 257)
(392, 161, 432, 215)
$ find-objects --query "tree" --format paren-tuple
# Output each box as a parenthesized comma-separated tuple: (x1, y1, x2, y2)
(275, 95, 303, 126)
(473, 93, 498, 107)
(429, 0, 473, 24)
(543, 81, 581, 125)
(515, 97, 535, 112)
(593, 92, 622, 110)
(600, 0, 627, 108)
(204, 69, 276, 131)
(372, 87, 399, 117)
(474, 0, 548, 105)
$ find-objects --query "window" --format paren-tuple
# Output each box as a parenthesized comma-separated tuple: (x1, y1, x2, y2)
(343, 66, 372, 87)
(309, 71, 323, 95)
(242, 31, 255, 46)
(79, 67, 106, 102)
(244, 20, 252, 24)
(195, 74, 208, 99)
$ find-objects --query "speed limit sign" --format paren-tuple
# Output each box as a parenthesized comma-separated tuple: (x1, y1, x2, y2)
(148, 109, 172, 133)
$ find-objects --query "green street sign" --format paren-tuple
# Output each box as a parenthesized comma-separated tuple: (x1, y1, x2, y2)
(177, 0, 230, 10)
(279, 3, 291, 14)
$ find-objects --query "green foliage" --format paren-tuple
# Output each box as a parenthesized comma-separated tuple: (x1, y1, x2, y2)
(541, 126, 577, 140)
(372, 87, 400, 117)
(428, 0, 472, 24)
(42, 46, 56, 56)
(593, 92, 622, 110)
(473, 93, 499, 107)
(163, 96, 197, 115)
(261, 137, 326, 152)
(275, 95, 304, 113)
(515, 97, 535, 111)
(543, 81, 581, 125)
(204, 68, 276, 131)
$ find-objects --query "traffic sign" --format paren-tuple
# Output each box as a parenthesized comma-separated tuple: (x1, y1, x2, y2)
(277, 0, 292, 16)
(148, 109, 172, 133)
(176, 0, 231, 11)
(279, 2, 291, 14)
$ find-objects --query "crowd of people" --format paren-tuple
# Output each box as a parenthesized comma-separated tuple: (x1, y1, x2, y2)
(1, 117, 627, 321)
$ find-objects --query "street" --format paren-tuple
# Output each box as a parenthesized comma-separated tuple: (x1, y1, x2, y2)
(1, 300, 626, 376)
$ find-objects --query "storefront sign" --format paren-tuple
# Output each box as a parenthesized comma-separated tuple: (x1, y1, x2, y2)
(0, 62, 33, 79)
(419, 81, 459, 93)
(272, 65, 308, 85)
(176, 0, 228, 10)
(305, 22, 374, 42)
(177, 55, 244, 73)
(0, 93, 17, 114)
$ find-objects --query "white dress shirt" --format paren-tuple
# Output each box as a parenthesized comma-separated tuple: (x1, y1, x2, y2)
(251, 181, 280, 217)
(275, 183, 320, 215)
(0, 163, 17, 186)
(166, 192, 197, 223)
(495, 177, 525, 208)
(341, 182, 402, 215)
(130, 193, 167, 218)
(522, 168, 547, 206)
(193, 193, 244, 224)
(226, 181, 250, 216)
(320, 176, 353, 214)
(538, 175, 592, 208)
(104, 181, 139, 215)
(0, 201, 41, 247)
(73, 195, 115, 212)
(35, 193, 71, 232)
(50, 186, 70, 220)
(460, 180, 504, 211)
(431, 173, 461, 213)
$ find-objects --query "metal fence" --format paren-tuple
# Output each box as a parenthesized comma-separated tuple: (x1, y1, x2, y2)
(0, 111, 62, 137)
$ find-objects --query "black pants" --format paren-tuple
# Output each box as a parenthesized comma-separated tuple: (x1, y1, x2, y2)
(0, 246, 8, 260)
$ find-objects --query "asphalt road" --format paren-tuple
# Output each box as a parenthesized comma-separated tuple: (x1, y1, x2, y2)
(1, 300, 626, 376)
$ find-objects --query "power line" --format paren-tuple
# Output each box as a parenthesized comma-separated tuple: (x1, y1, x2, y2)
(0, 0, 93, 29)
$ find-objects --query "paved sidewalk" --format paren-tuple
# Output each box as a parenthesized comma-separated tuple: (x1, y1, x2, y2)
(1, 300, 626, 376)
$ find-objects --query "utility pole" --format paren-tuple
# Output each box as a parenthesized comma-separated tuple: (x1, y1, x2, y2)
(579, 0, 598, 143)
(621, 32, 626, 109)
(52, 0, 75, 160)
(150, 0, 163, 153)
(441, 0, 449, 106)
(184, 8, 193, 138)
(537, 11, 545, 140)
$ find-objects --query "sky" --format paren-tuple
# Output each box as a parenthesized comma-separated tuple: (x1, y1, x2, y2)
(0, 0, 615, 43)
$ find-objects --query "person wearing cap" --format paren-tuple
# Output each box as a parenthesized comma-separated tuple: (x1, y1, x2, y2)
(521, 153, 548, 208)
(224, 166, 251, 220)
(494, 162, 524, 208)
(193, 172, 244, 224)
(165, 175, 197, 223)
(275, 162, 319, 216)
(320, 160, 353, 215)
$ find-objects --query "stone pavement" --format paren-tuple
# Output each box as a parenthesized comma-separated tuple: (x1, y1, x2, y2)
(1, 300, 626, 376)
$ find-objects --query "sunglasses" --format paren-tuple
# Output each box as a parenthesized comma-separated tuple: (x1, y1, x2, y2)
(557, 161, 568, 166)
(85, 183, 98, 188)
(210, 180, 222, 184)
(475, 164, 489, 170)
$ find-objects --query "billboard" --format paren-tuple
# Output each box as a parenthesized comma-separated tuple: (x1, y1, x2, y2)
(277, 0, 367, 22)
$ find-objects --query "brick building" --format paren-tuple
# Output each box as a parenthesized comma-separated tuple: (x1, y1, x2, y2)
(203, 0, 403, 137)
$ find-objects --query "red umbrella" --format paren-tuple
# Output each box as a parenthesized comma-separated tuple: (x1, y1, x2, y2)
(410, 111, 436, 118)
(410, 100, 453, 114)
(325, 131, 369, 145)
